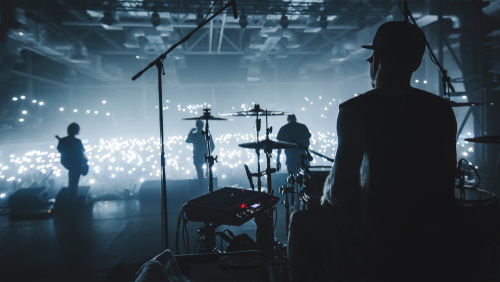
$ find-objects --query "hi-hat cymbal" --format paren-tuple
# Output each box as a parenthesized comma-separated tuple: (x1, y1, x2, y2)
(464, 136, 500, 144)
(448, 101, 494, 107)
(238, 139, 298, 150)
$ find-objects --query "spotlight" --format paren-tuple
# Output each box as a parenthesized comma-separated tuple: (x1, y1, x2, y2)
(196, 13, 204, 26)
(319, 15, 328, 29)
(150, 12, 160, 27)
(100, 11, 114, 26)
(280, 15, 289, 29)
(239, 15, 248, 28)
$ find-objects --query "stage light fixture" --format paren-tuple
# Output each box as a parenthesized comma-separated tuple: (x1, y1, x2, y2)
(100, 11, 114, 26)
(319, 15, 328, 29)
(239, 15, 248, 28)
(196, 13, 204, 26)
(150, 12, 161, 27)
(280, 15, 289, 29)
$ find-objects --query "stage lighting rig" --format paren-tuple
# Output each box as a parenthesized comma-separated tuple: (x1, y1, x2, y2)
(100, 11, 114, 26)
(151, 12, 161, 27)
(319, 15, 328, 29)
(239, 15, 248, 28)
(280, 15, 289, 29)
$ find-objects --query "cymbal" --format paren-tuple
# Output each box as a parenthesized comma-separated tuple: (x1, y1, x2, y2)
(183, 114, 227, 121)
(448, 101, 494, 107)
(221, 103, 293, 117)
(465, 136, 500, 144)
(221, 111, 292, 117)
(238, 139, 298, 150)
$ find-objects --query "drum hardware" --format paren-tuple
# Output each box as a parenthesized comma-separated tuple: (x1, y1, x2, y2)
(183, 108, 227, 194)
(223, 104, 293, 192)
(279, 184, 296, 237)
(244, 164, 278, 192)
(183, 108, 228, 252)
(310, 150, 335, 163)
(448, 101, 494, 107)
(465, 136, 500, 144)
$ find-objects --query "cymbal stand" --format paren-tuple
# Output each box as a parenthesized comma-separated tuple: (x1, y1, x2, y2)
(296, 154, 310, 210)
(253, 104, 262, 192)
(131, 0, 236, 251)
(279, 184, 294, 237)
(264, 110, 275, 195)
(202, 108, 217, 194)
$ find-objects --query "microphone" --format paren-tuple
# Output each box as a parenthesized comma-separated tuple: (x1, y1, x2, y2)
(231, 0, 238, 19)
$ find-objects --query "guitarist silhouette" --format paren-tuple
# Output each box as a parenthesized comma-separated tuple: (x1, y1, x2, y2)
(56, 123, 88, 203)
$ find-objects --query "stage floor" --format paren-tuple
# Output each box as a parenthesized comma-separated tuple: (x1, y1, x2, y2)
(0, 189, 291, 282)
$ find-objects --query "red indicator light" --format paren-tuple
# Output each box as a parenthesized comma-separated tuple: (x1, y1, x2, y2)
(231, 194, 233, 196)
(240, 203, 246, 209)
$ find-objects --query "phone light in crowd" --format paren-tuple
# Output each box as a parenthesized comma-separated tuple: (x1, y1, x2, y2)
(20, 96, 25, 99)
(19, 118, 24, 122)
(32, 100, 37, 103)
(13, 97, 17, 101)
(87, 110, 90, 113)
(423, 80, 427, 84)
(0, 193, 5, 198)
(90, 179, 95, 184)
(415, 80, 419, 83)
(106, 113, 110, 116)
(74, 109, 78, 113)
(39, 102, 44, 105)
(102, 100, 106, 104)
(60, 108, 64, 111)
(463, 96, 467, 99)
(22, 111, 27, 114)
(95, 111, 98, 114)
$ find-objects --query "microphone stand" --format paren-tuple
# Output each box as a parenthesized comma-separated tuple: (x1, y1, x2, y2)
(131, 1, 235, 251)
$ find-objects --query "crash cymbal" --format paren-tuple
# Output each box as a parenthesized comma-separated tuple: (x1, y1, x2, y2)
(464, 136, 500, 144)
(448, 101, 494, 107)
(238, 139, 298, 150)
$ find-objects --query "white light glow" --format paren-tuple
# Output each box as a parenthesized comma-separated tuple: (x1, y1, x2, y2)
(60, 108, 64, 111)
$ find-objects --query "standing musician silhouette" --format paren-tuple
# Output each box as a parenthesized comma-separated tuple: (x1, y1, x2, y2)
(56, 123, 88, 203)
(186, 120, 214, 189)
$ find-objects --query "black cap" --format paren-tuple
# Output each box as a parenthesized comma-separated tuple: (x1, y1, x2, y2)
(362, 21, 426, 62)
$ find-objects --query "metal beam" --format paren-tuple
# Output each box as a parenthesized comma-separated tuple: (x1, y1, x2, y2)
(209, 19, 213, 54)
(62, 21, 358, 30)
(218, 12, 227, 54)
(187, 30, 209, 52)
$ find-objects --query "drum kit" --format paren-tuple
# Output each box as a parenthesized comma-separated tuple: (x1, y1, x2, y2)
(182, 104, 334, 243)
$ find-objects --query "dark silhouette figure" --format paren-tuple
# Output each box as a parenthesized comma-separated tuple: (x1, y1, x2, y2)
(186, 120, 214, 186)
(56, 123, 88, 203)
(276, 114, 312, 173)
(289, 22, 459, 282)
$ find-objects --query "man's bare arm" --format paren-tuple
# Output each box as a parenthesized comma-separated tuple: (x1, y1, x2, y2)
(323, 107, 366, 217)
